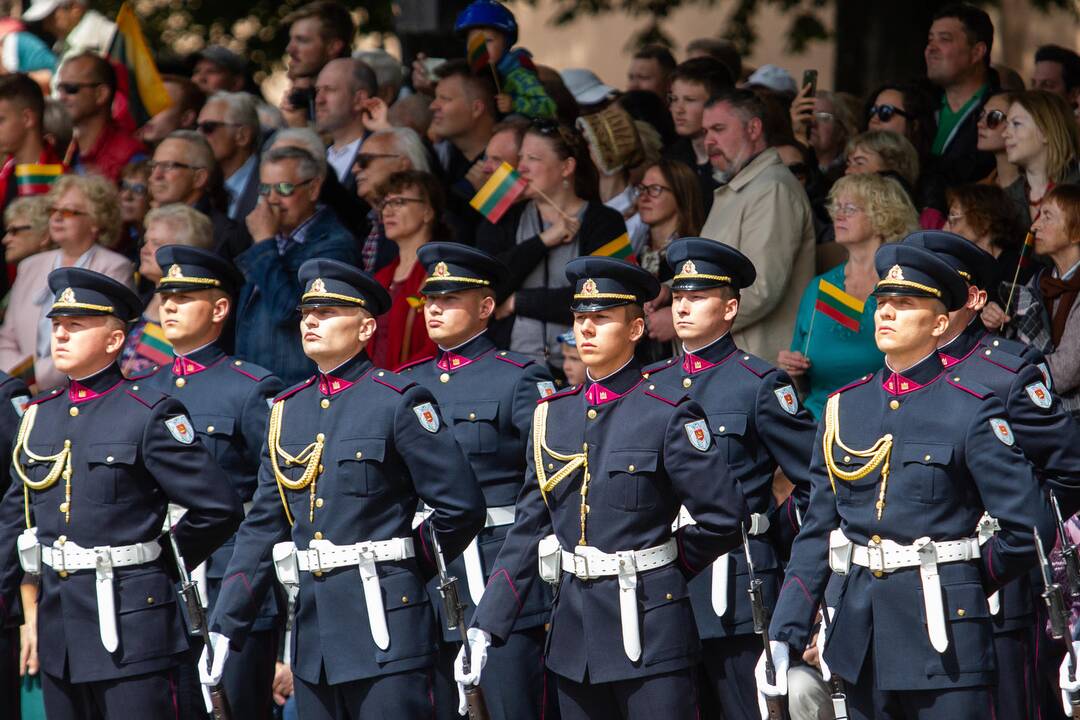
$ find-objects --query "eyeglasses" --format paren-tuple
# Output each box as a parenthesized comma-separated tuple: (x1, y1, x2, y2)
(829, 203, 863, 218)
(120, 180, 148, 195)
(635, 183, 672, 199)
(49, 206, 89, 219)
(353, 153, 401, 170)
(5, 224, 32, 235)
(977, 109, 1006, 130)
(257, 178, 315, 198)
(379, 196, 427, 212)
(529, 118, 578, 145)
(56, 81, 102, 95)
(196, 120, 240, 135)
(868, 104, 911, 123)
(148, 160, 202, 174)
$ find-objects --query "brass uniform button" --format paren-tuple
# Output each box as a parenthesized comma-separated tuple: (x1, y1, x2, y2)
(649, 384, 655, 390)
(665, 593, 673, 600)
(587, 409, 597, 419)
(132, 385, 139, 391)
(718, 426, 726, 433)
(175, 377, 186, 388)
(468, 412, 477, 421)
(59, 570, 68, 578)
(320, 399, 330, 409)
(873, 571, 883, 578)
(377, 371, 385, 377)
(628, 465, 636, 472)
(401, 595, 409, 604)
(924, 454, 932, 462)
(59, 502, 69, 513)
(682, 377, 692, 388)
(843, 455, 851, 463)
(69, 406, 78, 417)
(146, 596, 155, 605)
(547, 463, 554, 470)
(871, 535, 881, 544)
(313, 571, 323, 577)
(58, 535, 66, 544)
(992, 340, 1000, 347)
(316, 433, 325, 442)
(355, 451, 363, 459)
(957, 608, 966, 617)
(314, 531, 323, 540)
(315, 498, 324, 508)
(439, 373, 450, 383)
(889, 400, 900, 410)
(206, 427, 214, 434)
(984, 349, 992, 356)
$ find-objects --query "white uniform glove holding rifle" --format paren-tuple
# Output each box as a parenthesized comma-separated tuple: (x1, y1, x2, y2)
(755, 640, 789, 719)
(198, 632, 231, 711)
(454, 628, 491, 715)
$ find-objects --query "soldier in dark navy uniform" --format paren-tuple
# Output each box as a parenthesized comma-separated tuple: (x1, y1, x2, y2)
(757, 243, 1053, 720)
(397, 243, 557, 720)
(457, 257, 748, 720)
(139, 245, 284, 719)
(200, 258, 486, 720)
(0, 371, 30, 719)
(0, 267, 241, 720)
(904, 230, 1080, 720)
(642, 238, 817, 720)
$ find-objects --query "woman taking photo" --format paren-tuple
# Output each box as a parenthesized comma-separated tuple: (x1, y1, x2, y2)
(975, 91, 1019, 189)
(779, 173, 919, 418)
(1002, 90, 1080, 229)
(369, 170, 448, 370)
(477, 120, 627, 371)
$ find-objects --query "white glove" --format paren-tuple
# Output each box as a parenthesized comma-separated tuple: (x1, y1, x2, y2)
(198, 632, 231, 712)
(816, 607, 834, 682)
(454, 628, 490, 716)
(1060, 641, 1080, 717)
(755, 640, 790, 720)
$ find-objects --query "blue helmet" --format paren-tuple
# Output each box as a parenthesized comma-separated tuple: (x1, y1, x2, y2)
(455, 0, 518, 46)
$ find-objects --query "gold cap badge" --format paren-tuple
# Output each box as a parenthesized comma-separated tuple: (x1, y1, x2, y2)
(886, 265, 905, 281)
(58, 287, 76, 303)
(432, 261, 450, 278)
(682, 260, 697, 275)
(167, 264, 184, 279)
(581, 278, 599, 297)
(310, 278, 326, 293)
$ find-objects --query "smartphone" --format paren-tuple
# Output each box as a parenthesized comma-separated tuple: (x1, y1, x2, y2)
(802, 69, 818, 98)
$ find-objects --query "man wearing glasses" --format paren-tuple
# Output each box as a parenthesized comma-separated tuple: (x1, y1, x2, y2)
(55, 52, 145, 182)
(197, 92, 263, 222)
(235, 146, 360, 386)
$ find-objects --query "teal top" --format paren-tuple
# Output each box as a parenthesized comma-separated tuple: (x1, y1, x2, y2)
(790, 262, 884, 418)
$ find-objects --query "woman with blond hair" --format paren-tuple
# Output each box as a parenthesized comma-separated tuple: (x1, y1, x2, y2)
(0, 174, 132, 391)
(779, 173, 919, 417)
(1002, 90, 1080, 229)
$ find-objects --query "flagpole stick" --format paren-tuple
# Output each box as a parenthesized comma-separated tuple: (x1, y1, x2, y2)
(802, 307, 816, 357)
(488, 61, 501, 95)
(1003, 230, 1033, 320)
(531, 185, 574, 222)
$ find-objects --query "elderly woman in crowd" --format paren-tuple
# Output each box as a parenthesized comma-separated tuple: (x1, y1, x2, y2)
(367, 170, 447, 370)
(2, 196, 51, 276)
(943, 183, 1027, 300)
(845, 129, 920, 192)
(0, 174, 132, 391)
(779, 173, 919, 418)
(1001, 90, 1080, 229)
(984, 184, 1080, 416)
(477, 120, 627, 372)
(975, 91, 1019, 189)
(120, 204, 216, 376)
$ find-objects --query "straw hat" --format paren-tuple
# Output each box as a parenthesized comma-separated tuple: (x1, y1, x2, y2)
(576, 104, 645, 176)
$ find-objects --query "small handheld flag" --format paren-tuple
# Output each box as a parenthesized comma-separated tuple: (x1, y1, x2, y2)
(467, 33, 491, 74)
(14, 163, 64, 196)
(814, 278, 864, 332)
(134, 321, 174, 366)
(1004, 230, 1036, 316)
(590, 233, 637, 264)
(470, 162, 528, 224)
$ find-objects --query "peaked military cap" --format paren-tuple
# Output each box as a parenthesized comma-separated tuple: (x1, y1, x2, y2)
(417, 242, 508, 295)
(565, 256, 660, 312)
(154, 245, 245, 297)
(297, 258, 391, 316)
(665, 237, 757, 291)
(902, 230, 997, 290)
(46, 267, 142, 321)
(873, 243, 968, 312)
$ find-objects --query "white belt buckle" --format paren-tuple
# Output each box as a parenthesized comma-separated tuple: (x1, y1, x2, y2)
(51, 542, 67, 574)
(308, 540, 328, 573)
(572, 549, 593, 580)
(866, 538, 886, 574)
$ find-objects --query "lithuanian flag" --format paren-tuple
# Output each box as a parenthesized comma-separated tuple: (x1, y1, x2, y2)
(467, 33, 490, 74)
(1019, 230, 1035, 268)
(107, 3, 172, 127)
(134, 321, 173, 365)
(590, 233, 637, 263)
(814, 278, 863, 332)
(470, 162, 527, 224)
(15, 163, 63, 196)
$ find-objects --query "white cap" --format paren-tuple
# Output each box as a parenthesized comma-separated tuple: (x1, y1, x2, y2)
(560, 68, 616, 106)
(22, 0, 63, 23)
(744, 64, 798, 96)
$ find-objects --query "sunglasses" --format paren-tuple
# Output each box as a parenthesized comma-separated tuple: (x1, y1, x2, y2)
(353, 153, 400, 170)
(635, 183, 672, 199)
(196, 120, 240, 135)
(5, 224, 33, 235)
(529, 118, 578, 144)
(868, 104, 911, 123)
(148, 160, 201, 174)
(120, 180, 148, 195)
(56, 81, 102, 95)
(379, 196, 427, 212)
(258, 178, 315, 198)
(978, 109, 1006, 129)
(49, 206, 89, 219)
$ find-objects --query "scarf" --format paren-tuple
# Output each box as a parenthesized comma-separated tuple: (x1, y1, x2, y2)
(1039, 270, 1080, 347)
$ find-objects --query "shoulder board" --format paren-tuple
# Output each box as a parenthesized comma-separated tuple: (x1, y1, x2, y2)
(27, 385, 64, 407)
(493, 350, 533, 368)
(539, 383, 582, 404)
(124, 384, 168, 408)
(945, 375, 992, 400)
(126, 364, 163, 382)
(828, 373, 875, 398)
(228, 359, 274, 382)
(737, 353, 775, 378)
(642, 357, 678, 378)
(274, 376, 316, 403)
(395, 355, 435, 373)
(371, 369, 416, 394)
(975, 346, 1025, 375)
(980, 333, 1036, 358)
(643, 381, 689, 407)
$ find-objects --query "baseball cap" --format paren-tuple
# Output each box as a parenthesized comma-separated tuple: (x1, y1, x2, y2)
(560, 68, 616, 106)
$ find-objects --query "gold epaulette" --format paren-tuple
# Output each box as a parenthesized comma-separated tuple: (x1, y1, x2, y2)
(267, 399, 325, 525)
(822, 394, 893, 520)
(12, 403, 72, 528)
(532, 401, 591, 545)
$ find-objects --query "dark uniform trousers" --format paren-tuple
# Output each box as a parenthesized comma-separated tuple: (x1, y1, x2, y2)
(770, 353, 1054, 720)
(292, 669, 434, 720)
(400, 334, 559, 720)
(141, 343, 284, 719)
(644, 334, 817, 720)
(208, 352, 485, 720)
(0, 373, 29, 719)
(939, 321, 1080, 720)
(472, 360, 749, 720)
(0, 363, 242, 720)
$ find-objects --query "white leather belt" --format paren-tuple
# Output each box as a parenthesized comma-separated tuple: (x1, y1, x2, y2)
(828, 529, 981, 653)
(674, 509, 769, 618)
(546, 537, 679, 662)
(28, 531, 162, 653)
(977, 513, 1001, 615)
(273, 537, 414, 651)
(462, 505, 516, 605)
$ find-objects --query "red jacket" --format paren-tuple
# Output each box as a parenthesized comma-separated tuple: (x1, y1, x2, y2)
(75, 122, 146, 183)
(368, 257, 435, 371)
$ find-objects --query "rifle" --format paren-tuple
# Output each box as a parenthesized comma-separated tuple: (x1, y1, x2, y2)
(168, 530, 232, 720)
(430, 525, 489, 720)
(743, 523, 788, 720)
(1051, 491, 1080, 599)
(817, 606, 849, 720)
(1035, 527, 1080, 712)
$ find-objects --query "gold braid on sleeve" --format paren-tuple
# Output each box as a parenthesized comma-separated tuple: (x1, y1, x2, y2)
(267, 399, 325, 525)
(12, 403, 73, 528)
(822, 394, 894, 520)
